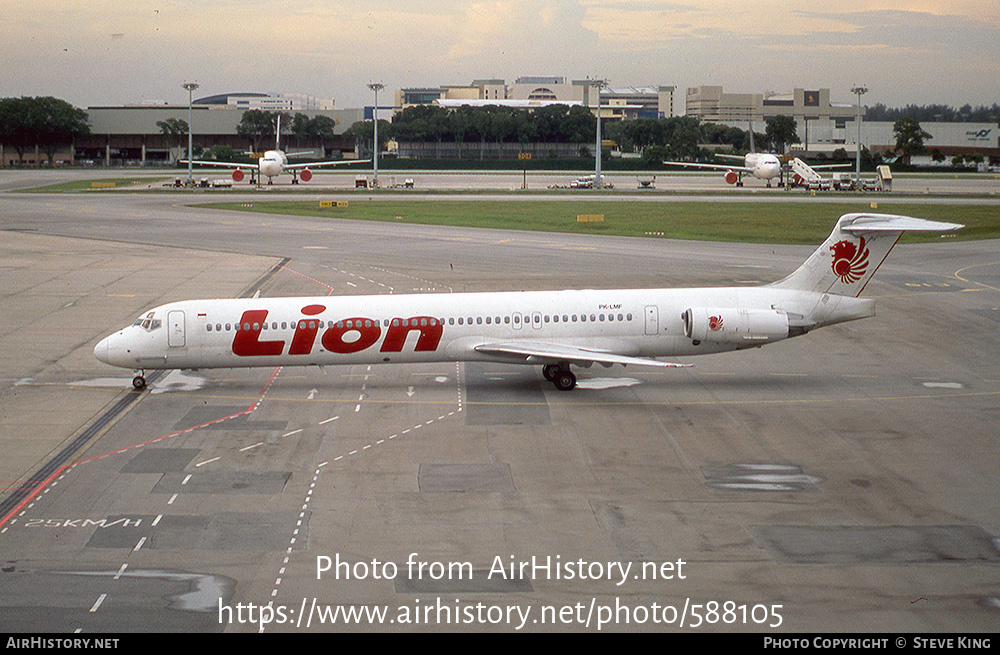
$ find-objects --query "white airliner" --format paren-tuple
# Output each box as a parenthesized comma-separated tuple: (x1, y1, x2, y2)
(664, 151, 783, 187)
(182, 116, 369, 185)
(663, 127, 782, 186)
(94, 214, 961, 391)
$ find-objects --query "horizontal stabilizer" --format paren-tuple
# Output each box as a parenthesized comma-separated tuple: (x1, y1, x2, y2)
(771, 213, 964, 296)
(475, 341, 691, 369)
(841, 214, 964, 234)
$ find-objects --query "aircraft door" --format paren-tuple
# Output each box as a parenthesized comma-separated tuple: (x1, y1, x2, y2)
(644, 305, 658, 335)
(168, 310, 186, 347)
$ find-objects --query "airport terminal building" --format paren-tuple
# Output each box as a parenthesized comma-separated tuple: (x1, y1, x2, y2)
(396, 77, 676, 120)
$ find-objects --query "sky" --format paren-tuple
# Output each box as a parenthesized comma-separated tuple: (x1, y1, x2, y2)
(2, 0, 998, 112)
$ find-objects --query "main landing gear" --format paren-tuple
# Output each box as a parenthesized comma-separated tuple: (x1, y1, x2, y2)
(132, 370, 147, 390)
(542, 363, 576, 391)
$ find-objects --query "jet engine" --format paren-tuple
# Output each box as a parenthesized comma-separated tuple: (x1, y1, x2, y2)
(682, 307, 789, 345)
(724, 170, 738, 185)
(300, 168, 313, 182)
(232, 169, 245, 182)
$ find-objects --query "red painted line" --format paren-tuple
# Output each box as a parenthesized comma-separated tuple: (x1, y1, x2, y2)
(0, 465, 68, 529)
(279, 266, 333, 295)
(77, 367, 283, 465)
(1, 366, 285, 531)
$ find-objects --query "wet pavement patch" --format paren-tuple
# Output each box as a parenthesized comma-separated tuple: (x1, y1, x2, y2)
(702, 463, 824, 492)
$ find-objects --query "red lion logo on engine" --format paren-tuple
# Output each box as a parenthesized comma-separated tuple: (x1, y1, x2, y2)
(830, 237, 869, 284)
(708, 315, 724, 331)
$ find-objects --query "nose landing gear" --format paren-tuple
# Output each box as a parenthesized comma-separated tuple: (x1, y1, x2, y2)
(132, 371, 147, 390)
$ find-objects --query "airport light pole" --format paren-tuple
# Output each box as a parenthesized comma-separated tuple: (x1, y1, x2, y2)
(368, 83, 385, 188)
(182, 82, 199, 185)
(592, 78, 608, 189)
(851, 86, 868, 187)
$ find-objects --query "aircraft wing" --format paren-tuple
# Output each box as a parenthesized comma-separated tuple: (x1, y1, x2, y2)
(474, 341, 691, 369)
(713, 154, 748, 162)
(285, 159, 372, 170)
(662, 161, 750, 173)
(179, 159, 259, 170)
(809, 163, 853, 170)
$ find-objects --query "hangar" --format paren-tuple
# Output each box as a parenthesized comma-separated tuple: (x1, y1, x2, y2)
(74, 103, 363, 167)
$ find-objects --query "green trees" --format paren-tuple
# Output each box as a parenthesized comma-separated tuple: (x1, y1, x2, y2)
(236, 109, 281, 152)
(156, 117, 189, 159)
(765, 116, 800, 154)
(892, 117, 932, 164)
(0, 96, 89, 165)
(353, 104, 598, 158)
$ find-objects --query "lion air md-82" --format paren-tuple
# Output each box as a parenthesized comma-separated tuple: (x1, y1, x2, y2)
(95, 214, 961, 391)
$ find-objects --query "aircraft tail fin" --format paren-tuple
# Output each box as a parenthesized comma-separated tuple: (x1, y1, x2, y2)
(770, 213, 962, 297)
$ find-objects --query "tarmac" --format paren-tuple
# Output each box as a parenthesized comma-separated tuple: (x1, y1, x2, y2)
(0, 170, 998, 632)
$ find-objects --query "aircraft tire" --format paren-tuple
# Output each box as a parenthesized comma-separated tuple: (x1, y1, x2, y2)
(553, 370, 576, 391)
(132, 376, 147, 390)
(542, 364, 561, 381)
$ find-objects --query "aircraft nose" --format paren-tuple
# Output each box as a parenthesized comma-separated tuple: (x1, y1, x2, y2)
(94, 335, 111, 364)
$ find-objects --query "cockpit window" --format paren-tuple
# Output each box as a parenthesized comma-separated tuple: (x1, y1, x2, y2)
(133, 313, 162, 331)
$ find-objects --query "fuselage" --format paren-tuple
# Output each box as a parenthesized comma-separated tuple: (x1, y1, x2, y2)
(258, 150, 288, 180)
(93, 286, 873, 372)
(744, 152, 781, 181)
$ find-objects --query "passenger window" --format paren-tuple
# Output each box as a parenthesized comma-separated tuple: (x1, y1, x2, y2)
(207, 324, 212, 332)
(485, 316, 492, 324)
(504, 316, 510, 324)
(476, 317, 482, 325)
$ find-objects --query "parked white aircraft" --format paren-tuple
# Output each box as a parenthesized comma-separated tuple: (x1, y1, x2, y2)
(181, 116, 368, 185)
(664, 151, 783, 187)
(663, 127, 781, 186)
(95, 214, 961, 391)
